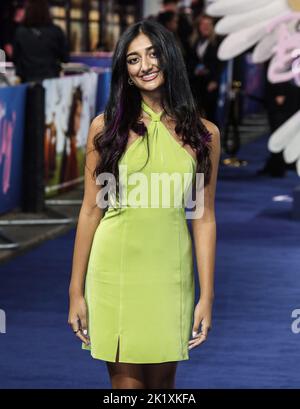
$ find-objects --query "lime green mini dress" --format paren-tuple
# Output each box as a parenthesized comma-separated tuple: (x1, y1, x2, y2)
(82, 100, 196, 363)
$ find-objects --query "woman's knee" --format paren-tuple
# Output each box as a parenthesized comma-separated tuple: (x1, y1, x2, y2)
(143, 362, 177, 389)
(106, 362, 146, 389)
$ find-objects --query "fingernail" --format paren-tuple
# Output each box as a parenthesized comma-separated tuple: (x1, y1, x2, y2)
(83, 329, 88, 335)
(192, 331, 197, 338)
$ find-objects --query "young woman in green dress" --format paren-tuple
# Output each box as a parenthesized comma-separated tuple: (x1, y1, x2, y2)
(68, 19, 220, 389)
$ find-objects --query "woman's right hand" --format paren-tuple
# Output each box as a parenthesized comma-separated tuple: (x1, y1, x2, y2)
(68, 293, 90, 345)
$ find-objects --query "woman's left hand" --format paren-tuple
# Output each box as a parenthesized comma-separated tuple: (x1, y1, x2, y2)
(188, 297, 213, 350)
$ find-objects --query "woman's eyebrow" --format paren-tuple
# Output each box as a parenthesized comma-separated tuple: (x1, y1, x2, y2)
(126, 45, 155, 58)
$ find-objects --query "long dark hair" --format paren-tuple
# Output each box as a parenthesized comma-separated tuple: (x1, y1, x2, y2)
(23, 0, 52, 27)
(93, 19, 213, 208)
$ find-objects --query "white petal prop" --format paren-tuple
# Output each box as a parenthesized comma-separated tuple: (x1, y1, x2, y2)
(214, 0, 286, 35)
(206, 0, 272, 17)
(283, 129, 300, 164)
(252, 30, 278, 63)
(296, 158, 300, 177)
(216, 20, 273, 60)
(268, 110, 300, 153)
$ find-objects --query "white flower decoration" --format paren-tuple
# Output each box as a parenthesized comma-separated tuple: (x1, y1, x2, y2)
(268, 110, 300, 175)
(207, 0, 300, 177)
(206, 0, 300, 62)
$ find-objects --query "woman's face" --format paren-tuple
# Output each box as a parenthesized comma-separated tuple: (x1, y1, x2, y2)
(126, 33, 164, 91)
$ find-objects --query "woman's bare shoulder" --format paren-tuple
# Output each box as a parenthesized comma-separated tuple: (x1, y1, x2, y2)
(200, 117, 220, 138)
(90, 112, 105, 133)
(86, 113, 105, 152)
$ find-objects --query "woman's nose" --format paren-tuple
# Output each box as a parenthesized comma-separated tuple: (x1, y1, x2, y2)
(141, 57, 153, 72)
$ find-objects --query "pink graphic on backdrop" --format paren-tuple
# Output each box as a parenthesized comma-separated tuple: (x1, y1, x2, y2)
(265, 11, 300, 34)
(0, 102, 16, 194)
(291, 49, 300, 86)
(266, 14, 300, 85)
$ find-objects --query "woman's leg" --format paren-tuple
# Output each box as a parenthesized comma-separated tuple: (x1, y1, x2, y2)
(142, 362, 178, 389)
(106, 362, 146, 389)
(106, 337, 146, 389)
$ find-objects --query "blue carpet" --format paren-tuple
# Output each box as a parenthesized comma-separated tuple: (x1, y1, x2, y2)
(0, 134, 300, 388)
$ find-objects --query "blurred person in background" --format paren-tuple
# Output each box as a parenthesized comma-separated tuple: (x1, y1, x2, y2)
(157, 11, 179, 34)
(161, 0, 180, 13)
(146, 0, 180, 21)
(157, 6, 195, 87)
(156, 11, 187, 74)
(1, 1, 25, 62)
(190, 13, 223, 122)
(177, 4, 195, 88)
(13, 0, 69, 83)
(190, 0, 205, 18)
(258, 62, 300, 177)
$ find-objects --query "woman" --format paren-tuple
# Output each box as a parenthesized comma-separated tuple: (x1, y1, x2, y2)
(59, 86, 83, 190)
(190, 14, 223, 124)
(13, 0, 69, 83)
(68, 19, 220, 389)
(1, 2, 25, 62)
(257, 60, 299, 177)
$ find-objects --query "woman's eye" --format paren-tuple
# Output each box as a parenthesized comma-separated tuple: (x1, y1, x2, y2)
(127, 51, 157, 64)
(127, 58, 138, 64)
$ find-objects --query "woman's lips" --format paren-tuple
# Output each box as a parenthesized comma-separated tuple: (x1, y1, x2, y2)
(140, 71, 160, 82)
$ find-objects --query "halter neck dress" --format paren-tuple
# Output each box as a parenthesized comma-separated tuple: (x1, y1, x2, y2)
(82, 100, 197, 363)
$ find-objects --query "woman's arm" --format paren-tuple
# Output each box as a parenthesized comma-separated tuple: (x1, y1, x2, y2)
(188, 118, 221, 350)
(68, 114, 104, 344)
(192, 118, 220, 301)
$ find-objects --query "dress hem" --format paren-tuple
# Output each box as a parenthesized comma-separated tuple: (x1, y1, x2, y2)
(81, 343, 190, 363)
